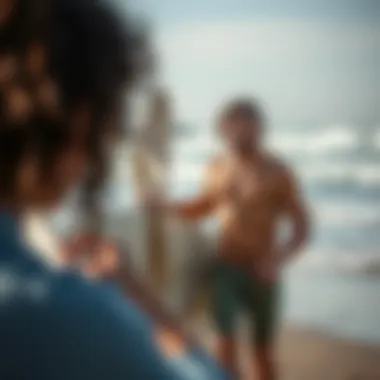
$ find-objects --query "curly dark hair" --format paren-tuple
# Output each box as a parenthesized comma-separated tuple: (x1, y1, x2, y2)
(0, 0, 152, 231)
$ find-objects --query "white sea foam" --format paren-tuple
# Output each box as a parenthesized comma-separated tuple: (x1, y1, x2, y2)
(295, 161, 380, 188)
(174, 125, 361, 157)
(312, 201, 380, 227)
(292, 251, 380, 276)
(170, 162, 204, 184)
(173, 133, 221, 160)
(169, 125, 378, 189)
(108, 123, 380, 191)
(168, 160, 380, 190)
(269, 125, 359, 155)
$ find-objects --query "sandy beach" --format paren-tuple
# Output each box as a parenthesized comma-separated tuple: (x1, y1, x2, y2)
(198, 323, 380, 380)
(226, 327, 380, 380)
(277, 327, 380, 380)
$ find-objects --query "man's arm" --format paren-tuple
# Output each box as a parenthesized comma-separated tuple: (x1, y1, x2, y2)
(166, 159, 220, 221)
(169, 195, 215, 220)
(278, 167, 310, 263)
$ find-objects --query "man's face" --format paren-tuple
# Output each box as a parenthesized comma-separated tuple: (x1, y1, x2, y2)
(221, 115, 262, 153)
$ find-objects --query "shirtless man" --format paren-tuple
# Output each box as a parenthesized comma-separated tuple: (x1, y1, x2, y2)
(165, 99, 310, 379)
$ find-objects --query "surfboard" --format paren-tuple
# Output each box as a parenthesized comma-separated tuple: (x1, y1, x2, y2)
(131, 88, 171, 295)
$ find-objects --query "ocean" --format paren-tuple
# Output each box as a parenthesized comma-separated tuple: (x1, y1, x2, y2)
(52, 122, 380, 346)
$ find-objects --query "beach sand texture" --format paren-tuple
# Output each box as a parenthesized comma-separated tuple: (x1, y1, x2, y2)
(199, 324, 380, 380)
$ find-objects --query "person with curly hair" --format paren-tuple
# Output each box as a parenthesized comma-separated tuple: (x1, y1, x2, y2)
(0, 0, 228, 378)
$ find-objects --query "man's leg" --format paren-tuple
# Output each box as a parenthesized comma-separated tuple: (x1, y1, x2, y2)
(253, 343, 276, 380)
(211, 263, 240, 377)
(247, 280, 279, 380)
(217, 336, 238, 376)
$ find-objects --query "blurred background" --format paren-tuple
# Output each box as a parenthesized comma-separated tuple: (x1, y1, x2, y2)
(51, 0, 379, 378)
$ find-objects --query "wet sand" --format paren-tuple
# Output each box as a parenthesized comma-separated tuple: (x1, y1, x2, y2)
(198, 324, 380, 380)
(277, 327, 380, 380)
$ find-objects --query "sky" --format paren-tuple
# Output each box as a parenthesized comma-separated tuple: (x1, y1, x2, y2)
(124, 0, 379, 128)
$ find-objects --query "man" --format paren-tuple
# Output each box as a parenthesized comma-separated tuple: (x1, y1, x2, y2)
(164, 99, 310, 379)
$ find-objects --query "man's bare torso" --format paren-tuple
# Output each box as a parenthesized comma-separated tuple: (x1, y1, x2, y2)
(207, 154, 288, 263)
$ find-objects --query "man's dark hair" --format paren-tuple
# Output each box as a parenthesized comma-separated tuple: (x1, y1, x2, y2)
(218, 98, 264, 127)
(0, 0, 151, 229)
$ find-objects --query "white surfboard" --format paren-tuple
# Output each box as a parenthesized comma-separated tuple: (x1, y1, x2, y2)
(130, 88, 214, 318)
(130, 88, 172, 297)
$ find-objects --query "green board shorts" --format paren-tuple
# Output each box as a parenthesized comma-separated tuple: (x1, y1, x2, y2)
(210, 260, 280, 347)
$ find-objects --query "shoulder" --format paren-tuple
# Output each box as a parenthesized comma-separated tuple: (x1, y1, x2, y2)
(0, 263, 176, 378)
(207, 155, 233, 175)
(263, 154, 301, 195)
(264, 153, 296, 181)
(0, 254, 145, 329)
(202, 156, 224, 182)
(208, 155, 224, 170)
(0, 243, 148, 342)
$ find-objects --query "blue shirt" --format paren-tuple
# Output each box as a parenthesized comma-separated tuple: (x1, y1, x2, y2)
(0, 213, 229, 380)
